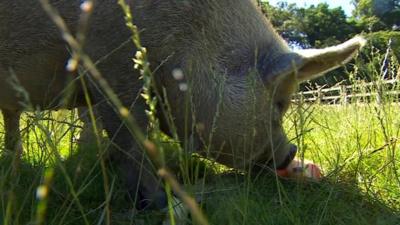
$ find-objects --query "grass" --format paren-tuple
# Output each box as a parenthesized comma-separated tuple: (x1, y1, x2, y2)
(1, 2, 399, 224)
(199, 101, 400, 225)
(0, 98, 399, 225)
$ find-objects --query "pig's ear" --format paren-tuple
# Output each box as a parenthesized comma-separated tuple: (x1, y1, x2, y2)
(294, 36, 366, 82)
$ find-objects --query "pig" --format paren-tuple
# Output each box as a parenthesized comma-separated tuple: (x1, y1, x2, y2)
(0, 0, 365, 212)
(0, 51, 87, 155)
(0, 0, 96, 155)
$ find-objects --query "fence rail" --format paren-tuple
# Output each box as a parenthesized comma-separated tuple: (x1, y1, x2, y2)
(293, 79, 400, 104)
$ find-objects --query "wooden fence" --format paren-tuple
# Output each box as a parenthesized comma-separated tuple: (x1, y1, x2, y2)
(293, 79, 400, 104)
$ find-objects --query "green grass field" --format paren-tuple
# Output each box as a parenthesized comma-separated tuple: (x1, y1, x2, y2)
(200, 101, 400, 225)
(1, 1, 399, 224)
(0, 99, 399, 225)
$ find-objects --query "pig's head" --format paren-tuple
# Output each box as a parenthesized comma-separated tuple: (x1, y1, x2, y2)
(248, 37, 366, 171)
(198, 36, 365, 171)
(141, 0, 365, 171)
(181, 3, 365, 171)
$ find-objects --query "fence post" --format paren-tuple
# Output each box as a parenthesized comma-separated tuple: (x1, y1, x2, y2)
(376, 81, 383, 105)
(340, 85, 348, 105)
(300, 92, 305, 104)
(317, 88, 323, 104)
(292, 80, 398, 104)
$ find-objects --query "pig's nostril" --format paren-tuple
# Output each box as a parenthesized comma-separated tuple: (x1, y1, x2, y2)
(275, 144, 297, 170)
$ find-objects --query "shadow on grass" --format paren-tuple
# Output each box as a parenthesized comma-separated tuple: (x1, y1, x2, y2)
(202, 172, 400, 225)
(0, 143, 399, 225)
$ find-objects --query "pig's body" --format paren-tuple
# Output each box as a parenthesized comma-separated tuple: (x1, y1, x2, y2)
(0, 0, 86, 152)
(0, 0, 364, 210)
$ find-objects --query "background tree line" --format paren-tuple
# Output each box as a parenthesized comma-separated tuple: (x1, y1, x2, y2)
(259, 0, 400, 89)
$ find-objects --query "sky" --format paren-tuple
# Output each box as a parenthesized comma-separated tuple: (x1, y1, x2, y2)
(266, 0, 355, 16)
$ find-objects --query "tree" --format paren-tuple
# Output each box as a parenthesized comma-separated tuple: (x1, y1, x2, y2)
(260, 2, 305, 46)
(261, 1, 399, 88)
(293, 4, 356, 47)
(262, 2, 357, 48)
(352, 0, 400, 31)
(350, 0, 400, 83)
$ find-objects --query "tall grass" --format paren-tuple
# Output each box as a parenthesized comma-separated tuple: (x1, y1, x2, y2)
(1, 63, 399, 225)
(0, 2, 399, 225)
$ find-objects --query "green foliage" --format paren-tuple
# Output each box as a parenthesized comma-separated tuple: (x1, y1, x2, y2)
(353, 31, 400, 81)
(352, 0, 400, 31)
(262, 2, 357, 48)
(292, 4, 355, 47)
(262, 1, 399, 88)
(261, 2, 302, 45)
(367, 31, 400, 60)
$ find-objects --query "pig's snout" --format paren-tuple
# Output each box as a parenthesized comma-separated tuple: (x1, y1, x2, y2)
(275, 144, 297, 170)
